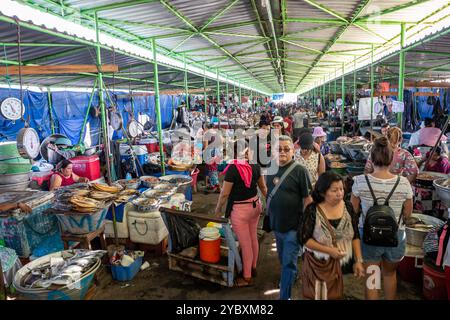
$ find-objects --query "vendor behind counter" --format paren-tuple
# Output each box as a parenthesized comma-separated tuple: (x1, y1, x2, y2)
(49, 159, 89, 191)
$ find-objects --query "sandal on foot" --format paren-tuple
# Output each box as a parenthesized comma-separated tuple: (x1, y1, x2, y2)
(234, 277, 252, 287)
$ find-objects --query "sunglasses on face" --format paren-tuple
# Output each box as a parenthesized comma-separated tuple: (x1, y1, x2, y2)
(278, 147, 291, 153)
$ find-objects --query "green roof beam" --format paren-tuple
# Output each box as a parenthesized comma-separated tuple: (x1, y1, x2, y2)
(357, 0, 433, 23)
(0, 42, 82, 47)
(101, 18, 191, 33)
(295, 0, 373, 92)
(199, 0, 240, 31)
(204, 31, 267, 39)
(23, 47, 87, 64)
(280, 39, 323, 54)
(81, 0, 158, 14)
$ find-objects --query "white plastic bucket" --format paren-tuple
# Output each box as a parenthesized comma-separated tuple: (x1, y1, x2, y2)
(199, 227, 220, 240)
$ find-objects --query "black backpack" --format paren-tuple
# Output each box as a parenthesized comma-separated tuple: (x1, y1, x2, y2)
(363, 175, 402, 247)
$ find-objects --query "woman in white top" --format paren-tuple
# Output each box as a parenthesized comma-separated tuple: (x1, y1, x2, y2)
(294, 132, 325, 186)
(351, 137, 413, 300)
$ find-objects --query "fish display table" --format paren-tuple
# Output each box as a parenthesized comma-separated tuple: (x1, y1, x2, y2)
(0, 191, 57, 257)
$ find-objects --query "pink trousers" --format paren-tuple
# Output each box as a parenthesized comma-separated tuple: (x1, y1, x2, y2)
(230, 196, 262, 279)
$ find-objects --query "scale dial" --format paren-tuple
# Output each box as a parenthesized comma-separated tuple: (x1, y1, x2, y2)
(17, 127, 40, 159)
(1, 97, 25, 120)
(336, 98, 343, 107)
(110, 111, 123, 130)
(127, 120, 142, 138)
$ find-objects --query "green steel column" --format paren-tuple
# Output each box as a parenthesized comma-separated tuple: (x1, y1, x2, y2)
(94, 12, 113, 184)
(79, 78, 98, 145)
(322, 79, 325, 111)
(341, 63, 345, 136)
(184, 54, 189, 110)
(370, 44, 374, 131)
(152, 38, 165, 176)
(203, 63, 207, 122)
(226, 77, 229, 111)
(398, 23, 406, 129)
(334, 70, 337, 111)
(47, 88, 55, 134)
(216, 69, 220, 128)
(328, 81, 331, 114)
(239, 82, 242, 108)
(353, 59, 356, 108)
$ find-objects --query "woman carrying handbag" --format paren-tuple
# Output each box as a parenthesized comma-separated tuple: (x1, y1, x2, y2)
(300, 172, 364, 300)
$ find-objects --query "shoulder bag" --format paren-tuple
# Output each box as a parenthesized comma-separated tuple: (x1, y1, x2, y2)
(263, 161, 298, 232)
(301, 205, 344, 300)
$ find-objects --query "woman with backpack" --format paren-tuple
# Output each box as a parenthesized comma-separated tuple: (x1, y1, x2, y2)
(351, 137, 413, 300)
(365, 127, 418, 183)
(300, 171, 364, 300)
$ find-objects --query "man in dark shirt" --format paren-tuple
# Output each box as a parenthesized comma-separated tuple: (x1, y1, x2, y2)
(266, 135, 312, 300)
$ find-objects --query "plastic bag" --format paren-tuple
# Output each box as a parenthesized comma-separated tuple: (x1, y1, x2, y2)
(162, 214, 201, 253)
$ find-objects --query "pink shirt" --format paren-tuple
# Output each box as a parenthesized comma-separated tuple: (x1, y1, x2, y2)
(365, 148, 419, 177)
(418, 127, 448, 147)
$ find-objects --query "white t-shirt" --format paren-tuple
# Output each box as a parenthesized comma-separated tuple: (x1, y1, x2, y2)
(293, 112, 306, 129)
(352, 174, 413, 230)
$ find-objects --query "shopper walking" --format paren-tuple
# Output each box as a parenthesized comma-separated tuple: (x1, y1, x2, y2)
(215, 141, 267, 286)
(266, 135, 312, 300)
(294, 132, 325, 186)
(351, 137, 413, 300)
(301, 171, 364, 300)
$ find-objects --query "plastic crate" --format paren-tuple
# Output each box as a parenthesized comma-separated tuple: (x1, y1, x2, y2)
(71, 155, 101, 181)
(111, 256, 143, 281)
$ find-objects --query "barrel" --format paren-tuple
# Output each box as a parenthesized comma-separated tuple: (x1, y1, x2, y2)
(423, 260, 448, 300)
(199, 227, 221, 264)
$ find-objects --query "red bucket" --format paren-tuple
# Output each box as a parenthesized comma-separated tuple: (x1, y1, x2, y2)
(199, 238, 221, 264)
(398, 256, 423, 284)
(423, 261, 448, 300)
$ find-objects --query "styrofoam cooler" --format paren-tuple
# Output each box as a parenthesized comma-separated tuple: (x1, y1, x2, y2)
(70, 155, 101, 181)
(105, 203, 132, 239)
(127, 209, 168, 245)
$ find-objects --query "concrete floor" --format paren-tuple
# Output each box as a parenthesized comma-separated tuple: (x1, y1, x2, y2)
(93, 189, 423, 300)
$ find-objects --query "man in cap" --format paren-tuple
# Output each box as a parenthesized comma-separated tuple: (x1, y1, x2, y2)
(265, 135, 312, 300)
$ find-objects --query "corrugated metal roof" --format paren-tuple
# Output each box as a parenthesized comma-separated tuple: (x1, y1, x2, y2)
(315, 0, 361, 19)
(1, 0, 450, 94)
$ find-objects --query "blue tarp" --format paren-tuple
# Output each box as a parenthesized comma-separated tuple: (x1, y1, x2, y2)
(0, 87, 177, 144)
(0, 88, 51, 142)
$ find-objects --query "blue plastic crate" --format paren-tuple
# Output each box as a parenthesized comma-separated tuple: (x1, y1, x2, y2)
(111, 256, 143, 281)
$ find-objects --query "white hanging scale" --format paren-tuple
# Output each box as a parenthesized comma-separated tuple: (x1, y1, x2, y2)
(127, 120, 141, 138)
(1, 97, 25, 121)
(110, 110, 123, 130)
(17, 126, 40, 159)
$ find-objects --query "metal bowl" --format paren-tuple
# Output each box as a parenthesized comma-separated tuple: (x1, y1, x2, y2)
(433, 178, 450, 207)
(139, 176, 160, 188)
(142, 188, 176, 200)
(132, 197, 161, 212)
(39, 134, 67, 162)
(0, 171, 31, 185)
(0, 180, 30, 191)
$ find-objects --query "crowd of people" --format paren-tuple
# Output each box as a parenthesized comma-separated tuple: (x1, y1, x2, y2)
(209, 103, 449, 300)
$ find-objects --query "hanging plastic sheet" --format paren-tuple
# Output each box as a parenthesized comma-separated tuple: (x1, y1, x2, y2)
(416, 88, 435, 120)
(0, 88, 51, 142)
(51, 91, 102, 146)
